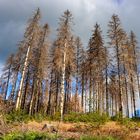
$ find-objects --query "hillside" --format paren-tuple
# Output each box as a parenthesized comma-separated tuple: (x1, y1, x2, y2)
(1, 116, 140, 140)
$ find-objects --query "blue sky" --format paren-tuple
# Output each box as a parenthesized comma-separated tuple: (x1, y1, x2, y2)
(0, 0, 140, 73)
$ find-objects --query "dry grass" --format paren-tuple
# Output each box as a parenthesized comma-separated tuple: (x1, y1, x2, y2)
(1, 120, 140, 140)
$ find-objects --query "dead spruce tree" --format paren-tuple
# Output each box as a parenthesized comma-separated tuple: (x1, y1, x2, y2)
(28, 24, 49, 115)
(15, 8, 41, 110)
(75, 37, 85, 112)
(87, 23, 106, 113)
(108, 14, 126, 117)
(1, 54, 14, 100)
(129, 31, 140, 98)
(53, 10, 75, 121)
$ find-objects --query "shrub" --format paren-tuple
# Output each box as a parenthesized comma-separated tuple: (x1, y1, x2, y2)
(51, 112, 61, 121)
(1, 131, 59, 140)
(33, 113, 46, 123)
(63, 112, 109, 124)
(64, 112, 79, 122)
(111, 116, 138, 130)
(5, 110, 31, 124)
(119, 117, 137, 130)
(4, 110, 51, 124)
(110, 113, 122, 122)
(4, 110, 109, 124)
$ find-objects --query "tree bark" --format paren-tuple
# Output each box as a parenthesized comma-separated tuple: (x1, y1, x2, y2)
(16, 45, 31, 110)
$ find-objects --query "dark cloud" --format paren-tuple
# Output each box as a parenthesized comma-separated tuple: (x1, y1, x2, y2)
(0, 0, 140, 73)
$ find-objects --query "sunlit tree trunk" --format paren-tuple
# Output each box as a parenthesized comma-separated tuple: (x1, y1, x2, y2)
(60, 40, 66, 121)
(16, 45, 31, 110)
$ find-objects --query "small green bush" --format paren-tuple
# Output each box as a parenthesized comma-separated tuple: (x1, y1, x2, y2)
(4, 111, 50, 124)
(4, 110, 109, 124)
(118, 117, 137, 130)
(110, 113, 122, 122)
(51, 112, 61, 121)
(111, 116, 138, 130)
(5, 110, 32, 124)
(1, 131, 59, 140)
(131, 117, 140, 122)
(63, 112, 109, 124)
(33, 113, 46, 123)
(64, 112, 79, 122)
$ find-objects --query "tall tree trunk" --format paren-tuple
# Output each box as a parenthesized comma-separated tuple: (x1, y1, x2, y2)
(21, 68, 30, 110)
(60, 41, 66, 121)
(89, 69, 92, 113)
(105, 64, 109, 115)
(34, 80, 39, 114)
(9, 71, 18, 103)
(132, 40, 140, 97)
(16, 46, 31, 110)
(5, 64, 11, 100)
(130, 75, 136, 117)
(47, 70, 53, 115)
(55, 74, 60, 112)
(116, 44, 123, 117)
(44, 80, 49, 114)
(124, 76, 129, 117)
(81, 72, 85, 112)
(29, 77, 35, 115)
(85, 77, 88, 113)
(64, 79, 68, 114)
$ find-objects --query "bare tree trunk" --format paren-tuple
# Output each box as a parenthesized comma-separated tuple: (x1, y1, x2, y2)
(89, 69, 92, 113)
(85, 77, 88, 113)
(112, 94, 114, 116)
(5, 64, 11, 100)
(47, 70, 53, 115)
(105, 65, 109, 115)
(16, 46, 31, 110)
(132, 40, 140, 97)
(44, 80, 49, 114)
(130, 88, 134, 117)
(29, 78, 35, 115)
(75, 73, 79, 112)
(130, 75, 136, 117)
(9, 71, 18, 103)
(60, 41, 67, 121)
(116, 44, 123, 117)
(81, 73, 84, 112)
(21, 68, 30, 110)
(124, 73, 129, 117)
(34, 80, 39, 114)
(64, 79, 68, 114)
(55, 74, 60, 112)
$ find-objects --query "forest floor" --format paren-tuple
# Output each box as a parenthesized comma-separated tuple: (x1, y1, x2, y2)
(1, 120, 140, 140)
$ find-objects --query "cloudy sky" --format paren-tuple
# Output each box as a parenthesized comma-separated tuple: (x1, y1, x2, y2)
(0, 0, 139, 72)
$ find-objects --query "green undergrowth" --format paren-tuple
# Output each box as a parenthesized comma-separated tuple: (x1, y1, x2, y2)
(111, 114, 140, 130)
(45, 111, 110, 124)
(4, 110, 140, 129)
(4, 110, 47, 124)
(63, 112, 109, 124)
(0, 132, 119, 140)
(0, 131, 59, 140)
(4, 111, 110, 125)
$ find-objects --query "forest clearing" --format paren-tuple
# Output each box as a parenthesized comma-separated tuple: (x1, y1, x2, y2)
(1, 115, 140, 140)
